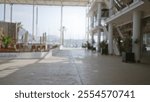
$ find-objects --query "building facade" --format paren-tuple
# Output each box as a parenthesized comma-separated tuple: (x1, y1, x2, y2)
(87, 0, 150, 62)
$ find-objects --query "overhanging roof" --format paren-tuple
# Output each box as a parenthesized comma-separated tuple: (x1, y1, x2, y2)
(0, 0, 89, 6)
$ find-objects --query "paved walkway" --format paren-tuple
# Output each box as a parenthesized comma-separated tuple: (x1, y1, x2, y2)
(0, 48, 150, 85)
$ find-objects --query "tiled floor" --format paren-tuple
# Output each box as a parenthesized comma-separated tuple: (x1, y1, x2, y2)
(0, 48, 150, 85)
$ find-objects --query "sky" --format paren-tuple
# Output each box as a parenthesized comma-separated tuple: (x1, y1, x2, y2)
(0, 4, 86, 40)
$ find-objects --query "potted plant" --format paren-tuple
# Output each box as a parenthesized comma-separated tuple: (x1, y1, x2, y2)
(121, 37, 135, 63)
(2, 36, 11, 48)
(100, 40, 108, 55)
(86, 41, 92, 50)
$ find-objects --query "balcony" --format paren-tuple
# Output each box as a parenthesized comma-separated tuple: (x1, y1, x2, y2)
(105, 0, 144, 24)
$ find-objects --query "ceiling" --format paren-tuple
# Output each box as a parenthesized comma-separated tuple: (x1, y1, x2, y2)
(0, 0, 89, 6)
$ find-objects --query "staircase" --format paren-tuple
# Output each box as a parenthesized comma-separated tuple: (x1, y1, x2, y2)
(114, 0, 126, 10)
(116, 26, 124, 38)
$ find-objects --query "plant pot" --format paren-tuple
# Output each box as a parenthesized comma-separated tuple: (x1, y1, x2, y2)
(101, 48, 108, 55)
(2, 44, 8, 48)
(122, 52, 135, 63)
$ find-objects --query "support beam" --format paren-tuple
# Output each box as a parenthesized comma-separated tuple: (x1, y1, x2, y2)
(60, 5, 64, 46)
(4, 0, 6, 21)
(87, 14, 90, 41)
(90, 16, 94, 28)
(32, 1, 35, 41)
(90, 15, 94, 47)
(108, 0, 114, 54)
(108, 23, 113, 54)
(10, 4, 13, 22)
(109, 0, 114, 16)
(36, 6, 38, 38)
(132, 11, 141, 62)
(87, 18, 89, 41)
(91, 33, 94, 46)
(97, 2, 102, 52)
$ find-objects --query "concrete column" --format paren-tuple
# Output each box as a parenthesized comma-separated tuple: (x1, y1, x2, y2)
(60, 6, 64, 46)
(103, 26, 108, 41)
(91, 33, 94, 46)
(10, 4, 13, 22)
(32, 2, 35, 41)
(91, 15, 94, 28)
(4, 0, 6, 21)
(132, 11, 141, 62)
(36, 6, 38, 38)
(108, 24, 113, 54)
(108, 0, 114, 54)
(87, 17, 89, 41)
(87, 33, 89, 41)
(62, 26, 65, 46)
(97, 2, 102, 52)
(109, 0, 114, 16)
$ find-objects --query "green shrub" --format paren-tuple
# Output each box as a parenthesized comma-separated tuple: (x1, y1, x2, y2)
(2, 36, 11, 48)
